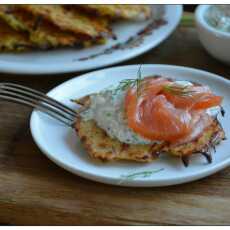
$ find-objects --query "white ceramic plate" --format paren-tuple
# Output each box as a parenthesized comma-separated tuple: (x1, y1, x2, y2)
(0, 5, 182, 75)
(30, 65, 230, 187)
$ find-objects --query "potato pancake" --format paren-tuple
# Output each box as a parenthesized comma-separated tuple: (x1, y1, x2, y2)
(78, 5, 152, 21)
(74, 96, 225, 163)
(0, 5, 104, 49)
(18, 5, 113, 39)
(0, 18, 32, 51)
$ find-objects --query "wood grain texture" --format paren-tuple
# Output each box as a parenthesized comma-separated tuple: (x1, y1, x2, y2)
(0, 23, 230, 225)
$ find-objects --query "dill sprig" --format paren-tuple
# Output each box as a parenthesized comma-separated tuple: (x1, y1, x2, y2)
(136, 64, 143, 97)
(113, 78, 138, 94)
(119, 168, 164, 183)
(163, 83, 195, 97)
(114, 65, 144, 96)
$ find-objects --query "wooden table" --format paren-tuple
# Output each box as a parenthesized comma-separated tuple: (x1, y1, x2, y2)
(0, 18, 230, 226)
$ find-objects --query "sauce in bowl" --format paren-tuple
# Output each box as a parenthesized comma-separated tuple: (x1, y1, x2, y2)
(205, 5, 230, 33)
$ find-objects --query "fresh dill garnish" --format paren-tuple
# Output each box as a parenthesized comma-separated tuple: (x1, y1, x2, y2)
(163, 83, 195, 97)
(113, 78, 137, 94)
(136, 64, 143, 97)
(113, 65, 144, 96)
(119, 168, 164, 183)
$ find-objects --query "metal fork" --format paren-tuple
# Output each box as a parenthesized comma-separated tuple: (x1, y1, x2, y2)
(0, 83, 78, 127)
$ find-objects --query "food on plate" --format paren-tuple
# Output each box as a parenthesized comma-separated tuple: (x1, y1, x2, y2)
(74, 73, 225, 166)
(78, 5, 152, 21)
(0, 4, 154, 52)
(0, 5, 104, 49)
(0, 5, 27, 32)
(0, 18, 32, 51)
(18, 5, 113, 39)
(0, 5, 82, 49)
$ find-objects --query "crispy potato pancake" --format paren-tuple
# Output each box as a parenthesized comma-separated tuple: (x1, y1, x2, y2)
(0, 5, 106, 49)
(75, 118, 162, 162)
(0, 4, 153, 52)
(78, 5, 152, 21)
(0, 18, 32, 51)
(0, 5, 27, 31)
(74, 96, 225, 163)
(18, 5, 112, 39)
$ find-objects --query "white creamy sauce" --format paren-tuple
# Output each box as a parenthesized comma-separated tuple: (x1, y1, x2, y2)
(81, 88, 157, 145)
(205, 5, 230, 33)
(80, 80, 220, 145)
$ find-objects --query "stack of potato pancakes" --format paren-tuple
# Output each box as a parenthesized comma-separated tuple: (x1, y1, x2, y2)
(0, 5, 152, 52)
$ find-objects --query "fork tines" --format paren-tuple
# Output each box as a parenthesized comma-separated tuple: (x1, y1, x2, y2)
(0, 83, 77, 127)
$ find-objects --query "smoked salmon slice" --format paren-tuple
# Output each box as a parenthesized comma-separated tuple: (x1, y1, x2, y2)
(163, 84, 223, 110)
(124, 76, 223, 143)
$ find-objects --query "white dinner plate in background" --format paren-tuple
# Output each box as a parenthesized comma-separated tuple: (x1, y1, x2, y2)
(0, 5, 182, 74)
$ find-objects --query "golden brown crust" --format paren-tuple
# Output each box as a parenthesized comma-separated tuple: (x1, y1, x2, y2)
(0, 5, 106, 49)
(0, 4, 152, 52)
(0, 5, 78, 48)
(78, 5, 152, 21)
(18, 5, 112, 39)
(161, 119, 225, 157)
(76, 118, 161, 162)
(0, 18, 32, 52)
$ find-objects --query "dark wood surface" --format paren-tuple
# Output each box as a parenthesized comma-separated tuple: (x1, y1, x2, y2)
(0, 19, 230, 226)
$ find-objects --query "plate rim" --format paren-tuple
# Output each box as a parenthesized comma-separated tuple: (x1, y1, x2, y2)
(0, 5, 183, 75)
(30, 64, 230, 187)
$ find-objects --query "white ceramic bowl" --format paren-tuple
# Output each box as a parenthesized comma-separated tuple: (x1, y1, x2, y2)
(195, 5, 230, 65)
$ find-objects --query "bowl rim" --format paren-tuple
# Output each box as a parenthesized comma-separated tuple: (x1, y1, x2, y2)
(195, 4, 230, 38)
